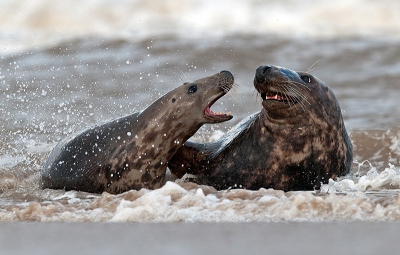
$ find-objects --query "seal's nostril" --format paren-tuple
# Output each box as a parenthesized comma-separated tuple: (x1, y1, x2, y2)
(220, 70, 234, 80)
(255, 65, 273, 83)
(260, 65, 272, 74)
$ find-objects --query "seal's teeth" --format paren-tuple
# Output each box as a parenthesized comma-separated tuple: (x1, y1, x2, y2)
(205, 106, 232, 118)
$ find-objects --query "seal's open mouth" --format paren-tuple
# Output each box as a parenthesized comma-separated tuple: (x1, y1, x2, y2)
(205, 106, 232, 119)
(261, 92, 294, 103)
(204, 97, 232, 122)
(202, 70, 234, 122)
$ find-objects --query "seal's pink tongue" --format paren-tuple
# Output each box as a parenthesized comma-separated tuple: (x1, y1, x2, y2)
(266, 92, 290, 101)
(205, 106, 231, 117)
(267, 94, 282, 100)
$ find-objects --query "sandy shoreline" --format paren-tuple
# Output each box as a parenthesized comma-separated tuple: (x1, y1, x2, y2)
(1, 222, 398, 254)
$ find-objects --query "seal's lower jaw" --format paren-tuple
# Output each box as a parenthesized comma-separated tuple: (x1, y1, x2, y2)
(204, 106, 233, 123)
(204, 94, 233, 123)
(261, 92, 295, 104)
(260, 92, 301, 116)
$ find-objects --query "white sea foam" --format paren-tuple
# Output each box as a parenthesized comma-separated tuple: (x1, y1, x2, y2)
(1, 0, 400, 54)
(2, 173, 400, 222)
(321, 164, 400, 193)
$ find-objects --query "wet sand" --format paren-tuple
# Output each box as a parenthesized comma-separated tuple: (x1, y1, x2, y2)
(1, 222, 398, 255)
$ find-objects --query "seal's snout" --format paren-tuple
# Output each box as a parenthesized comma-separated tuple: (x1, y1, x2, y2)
(255, 65, 273, 83)
(220, 70, 234, 79)
(203, 70, 234, 123)
(254, 65, 300, 106)
(259, 65, 273, 74)
(217, 70, 234, 93)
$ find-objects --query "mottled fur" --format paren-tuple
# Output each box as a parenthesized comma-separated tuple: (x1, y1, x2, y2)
(168, 65, 353, 191)
(41, 71, 234, 194)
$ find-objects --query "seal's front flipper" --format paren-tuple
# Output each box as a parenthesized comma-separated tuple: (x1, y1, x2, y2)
(168, 140, 214, 178)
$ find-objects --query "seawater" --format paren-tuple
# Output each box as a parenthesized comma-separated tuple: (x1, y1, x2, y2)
(1, 0, 400, 222)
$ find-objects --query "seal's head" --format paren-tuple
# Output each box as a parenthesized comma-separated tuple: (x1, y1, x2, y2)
(254, 65, 342, 127)
(164, 70, 234, 125)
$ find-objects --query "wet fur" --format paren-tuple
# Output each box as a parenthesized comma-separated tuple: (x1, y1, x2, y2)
(168, 65, 353, 191)
(41, 71, 234, 194)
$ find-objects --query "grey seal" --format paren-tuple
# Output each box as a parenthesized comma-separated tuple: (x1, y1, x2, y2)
(168, 65, 353, 191)
(41, 70, 234, 194)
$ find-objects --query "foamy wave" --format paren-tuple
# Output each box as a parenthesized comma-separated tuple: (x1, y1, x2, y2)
(321, 164, 400, 193)
(2, 181, 400, 222)
(1, 0, 400, 54)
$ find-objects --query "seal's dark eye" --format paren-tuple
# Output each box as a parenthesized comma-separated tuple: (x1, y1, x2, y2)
(301, 75, 312, 83)
(187, 85, 197, 94)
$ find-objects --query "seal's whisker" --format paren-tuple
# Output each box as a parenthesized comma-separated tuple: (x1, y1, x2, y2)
(228, 91, 242, 105)
(287, 86, 311, 105)
(171, 70, 186, 83)
(279, 85, 299, 110)
(281, 83, 303, 97)
(283, 82, 312, 109)
(307, 66, 320, 73)
(280, 84, 311, 111)
(289, 92, 310, 111)
(174, 67, 188, 82)
(287, 86, 310, 105)
(281, 83, 304, 97)
(306, 60, 321, 73)
(220, 84, 229, 93)
(226, 89, 239, 103)
(253, 89, 261, 105)
(221, 83, 236, 93)
(287, 81, 312, 91)
(231, 82, 241, 92)
(222, 85, 241, 105)
(222, 82, 240, 94)
(294, 96, 307, 111)
(227, 83, 243, 104)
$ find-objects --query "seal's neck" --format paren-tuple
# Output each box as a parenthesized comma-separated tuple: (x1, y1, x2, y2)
(260, 108, 310, 128)
(135, 95, 202, 148)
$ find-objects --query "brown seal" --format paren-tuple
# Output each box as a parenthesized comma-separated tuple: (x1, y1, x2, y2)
(41, 71, 234, 194)
(168, 65, 353, 191)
